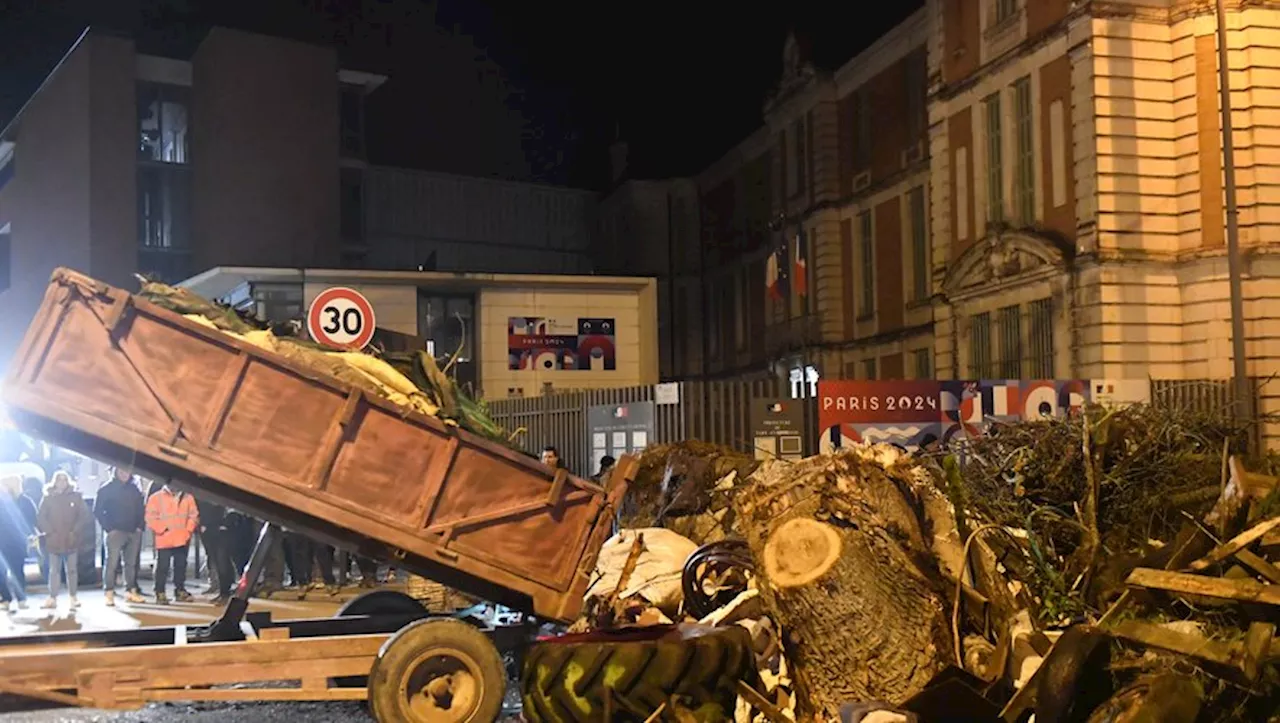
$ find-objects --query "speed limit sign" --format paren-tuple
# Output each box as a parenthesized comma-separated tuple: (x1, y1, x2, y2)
(307, 287, 377, 350)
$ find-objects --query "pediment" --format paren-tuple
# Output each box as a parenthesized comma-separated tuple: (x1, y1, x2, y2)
(943, 230, 1069, 298)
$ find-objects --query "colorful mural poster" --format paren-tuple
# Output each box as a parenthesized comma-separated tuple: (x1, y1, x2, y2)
(818, 379, 1150, 452)
(507, 317, 617, 371)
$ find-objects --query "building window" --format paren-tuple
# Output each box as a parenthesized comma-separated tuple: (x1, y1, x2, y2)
(970, 311, 993, 378)
(792, 117, 807, 196)
(858, 211, 874, 317)
(137, 165, 193, 283)
(913, 347, 931, 379)
(340, 85, 365, 158)
(995, 0, 1018, 22)
(252, 283, 304, 324)
(984, 92, 1003, 225)
(1013, 76, 1035, 225)
(340, 168, 364, 242)
(854, 88, 872, 170)
(997, 304, 1022, 378)
(909, 186, 928, 302)
(906, 52, 927, 142)
(0, 226, 10, 295)
(1028, 297, 1055, 378)
(734, 270, 747, 351)
(137, 83, 189, 164)
(1049, 100, 1067, 209)
(862, 358, 878, 380)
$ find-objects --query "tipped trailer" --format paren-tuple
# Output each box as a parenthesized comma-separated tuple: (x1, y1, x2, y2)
(0, 268, 635, 722)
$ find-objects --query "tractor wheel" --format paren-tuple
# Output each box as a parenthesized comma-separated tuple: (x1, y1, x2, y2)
(368, 617, 506, 723)
(521, 624, 755, 723)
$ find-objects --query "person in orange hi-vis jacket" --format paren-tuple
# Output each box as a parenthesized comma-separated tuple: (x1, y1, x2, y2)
(145, 481, 199, 604)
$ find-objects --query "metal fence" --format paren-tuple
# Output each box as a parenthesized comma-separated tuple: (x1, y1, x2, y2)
(487, 380, 817, 475)
(489, 378, 1261, 473)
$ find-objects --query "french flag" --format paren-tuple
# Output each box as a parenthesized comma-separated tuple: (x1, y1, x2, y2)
(793, 231, 808, 298)
(766, 246, 789, 301)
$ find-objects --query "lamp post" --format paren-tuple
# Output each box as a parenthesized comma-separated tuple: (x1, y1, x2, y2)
(1215, 0, 1252, 430)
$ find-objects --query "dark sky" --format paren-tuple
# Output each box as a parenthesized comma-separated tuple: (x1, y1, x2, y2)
(0, 0, 922, 190)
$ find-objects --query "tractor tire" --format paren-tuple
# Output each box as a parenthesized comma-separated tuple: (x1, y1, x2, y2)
(521, 624, 755, 723)
(368, 617, 506, 723)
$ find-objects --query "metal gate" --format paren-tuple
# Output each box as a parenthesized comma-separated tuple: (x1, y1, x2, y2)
(486, 380, 818, 475)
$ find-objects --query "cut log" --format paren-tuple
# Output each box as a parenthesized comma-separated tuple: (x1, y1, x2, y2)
(734, 453, 953, 719)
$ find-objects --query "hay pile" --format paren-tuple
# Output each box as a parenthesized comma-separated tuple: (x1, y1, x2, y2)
(138, 278, 512, 444)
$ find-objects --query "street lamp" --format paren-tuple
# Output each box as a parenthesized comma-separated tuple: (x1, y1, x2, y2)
(1215, 0, 1252, 431)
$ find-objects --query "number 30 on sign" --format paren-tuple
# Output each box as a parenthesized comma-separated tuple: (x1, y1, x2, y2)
(307, 287, 377, 350)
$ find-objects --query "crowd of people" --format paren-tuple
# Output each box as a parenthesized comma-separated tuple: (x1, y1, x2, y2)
(0, 465, 385, 613)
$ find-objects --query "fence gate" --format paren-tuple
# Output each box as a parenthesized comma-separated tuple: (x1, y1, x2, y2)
(485, 380, 819, 475)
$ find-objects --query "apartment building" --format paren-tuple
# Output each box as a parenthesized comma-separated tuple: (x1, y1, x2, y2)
(0, 27, 380, 367)
(927, 0, 1280, 443)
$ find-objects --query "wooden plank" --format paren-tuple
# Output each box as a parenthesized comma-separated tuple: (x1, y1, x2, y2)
(1233, 549, 1280, 584)
(0, 635, 390, 690)
(144, 688, 367, 702)
(1189, 516, 1280, 571)
(1105, 619, 1239, 667)
(142, 657, 373, 690)
(1126, 568, 1280, 606)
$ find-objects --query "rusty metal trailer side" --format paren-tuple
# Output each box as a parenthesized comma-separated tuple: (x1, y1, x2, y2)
(1, 269, 631, 622)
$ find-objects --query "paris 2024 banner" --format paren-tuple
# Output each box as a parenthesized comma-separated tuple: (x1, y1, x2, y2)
(817, 379, 1152, 453)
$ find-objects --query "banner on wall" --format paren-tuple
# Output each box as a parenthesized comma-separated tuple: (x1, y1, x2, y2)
(508, 317, 616, 371)
(818, 379, 1151, 452)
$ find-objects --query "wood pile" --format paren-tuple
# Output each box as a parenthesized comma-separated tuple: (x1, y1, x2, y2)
(576, 404, 1280, 722)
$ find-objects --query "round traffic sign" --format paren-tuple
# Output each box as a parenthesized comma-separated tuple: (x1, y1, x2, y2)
(307, 287, 377, 350)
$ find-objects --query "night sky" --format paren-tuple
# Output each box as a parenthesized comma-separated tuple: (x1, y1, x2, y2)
(0, 0, 922, 190)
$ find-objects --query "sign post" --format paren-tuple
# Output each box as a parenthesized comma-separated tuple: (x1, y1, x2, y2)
(307, 287, 377, 351)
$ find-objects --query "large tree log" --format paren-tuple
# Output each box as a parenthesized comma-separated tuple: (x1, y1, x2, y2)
(734, 452, 954, 719)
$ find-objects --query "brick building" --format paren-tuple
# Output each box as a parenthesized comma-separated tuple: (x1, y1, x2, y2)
(928, 0, 1280, 445)
(686, 11, 932, 386)
(619, 0, 1280, 444)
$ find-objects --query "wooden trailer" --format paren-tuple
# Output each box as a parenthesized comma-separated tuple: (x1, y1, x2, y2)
(0, 268, 636, 722)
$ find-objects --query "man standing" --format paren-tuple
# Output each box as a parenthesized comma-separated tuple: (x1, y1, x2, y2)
(145, 481, 198, 604)
(93, 466, 146, 606)
(195, 497, 236, 605)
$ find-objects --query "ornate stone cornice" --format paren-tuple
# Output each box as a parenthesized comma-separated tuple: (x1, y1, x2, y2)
(943, 228, 1072, 302)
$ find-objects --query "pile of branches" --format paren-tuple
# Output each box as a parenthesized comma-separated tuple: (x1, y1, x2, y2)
(935, 403, 1261, 623)
(137, 277, 513, 444)
(620, 441, 759, 539)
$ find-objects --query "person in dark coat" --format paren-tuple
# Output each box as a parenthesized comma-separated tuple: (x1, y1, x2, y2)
(93, 466, 146, 606)
(0, 477, 33, 610)
(37, 471, 91, 610)
(195, 497, 236, 604)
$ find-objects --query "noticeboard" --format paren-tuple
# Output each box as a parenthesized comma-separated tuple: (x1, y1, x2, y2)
(749, 398, 808, 462)
(587, 401, 655, 475)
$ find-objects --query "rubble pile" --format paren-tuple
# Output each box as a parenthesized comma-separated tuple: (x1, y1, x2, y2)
(563, 404, 1280, 722)
(137, 278, 513, 443)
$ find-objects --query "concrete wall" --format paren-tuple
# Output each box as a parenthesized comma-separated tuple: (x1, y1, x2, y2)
(364, 167, 597, 275)
(477, 285, 658, 399)
(191, 28, 340, 272)
(87, 34, 139, 291)
(0, 37, 95, 368)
